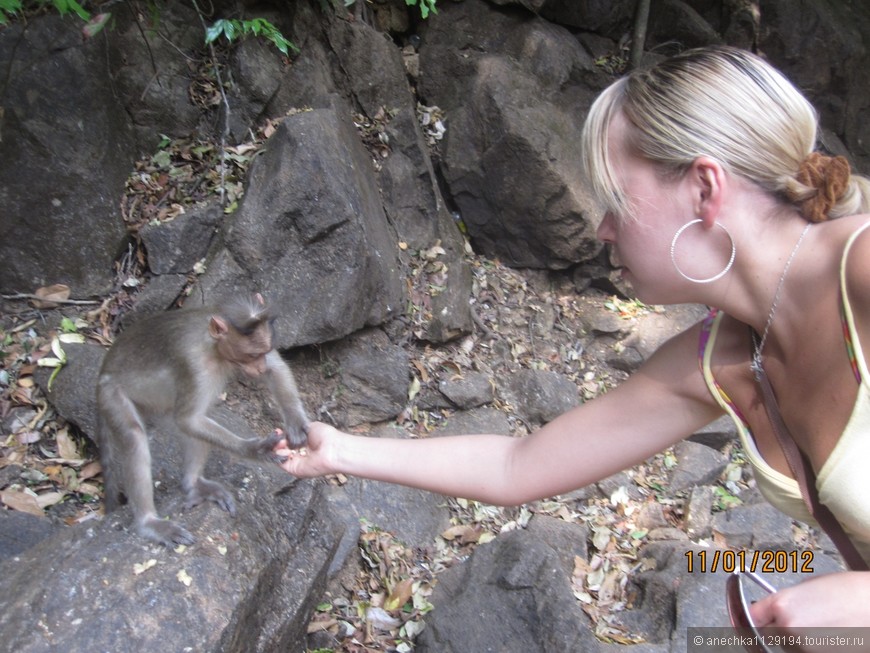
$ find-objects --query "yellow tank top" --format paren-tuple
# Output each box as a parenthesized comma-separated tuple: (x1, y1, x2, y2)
(700, 221, 870, 564)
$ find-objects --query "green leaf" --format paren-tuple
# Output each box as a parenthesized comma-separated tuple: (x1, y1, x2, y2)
(205, 18, 237, 44)
(47, 366, 62, 391)
(59, 317, 77, 333)
(55, 0, 91, 20)
(0, 0, 22, 24)
(267, 31, 298, 55)
(405, 0, 437, 19)
(152, 149, 172, 169)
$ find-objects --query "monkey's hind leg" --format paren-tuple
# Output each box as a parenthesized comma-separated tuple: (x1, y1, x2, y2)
(181, 437, 237, 516)
(98, 384, 195, 546)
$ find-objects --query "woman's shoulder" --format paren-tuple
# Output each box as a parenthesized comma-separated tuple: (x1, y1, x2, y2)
(840, 215, 870, 305)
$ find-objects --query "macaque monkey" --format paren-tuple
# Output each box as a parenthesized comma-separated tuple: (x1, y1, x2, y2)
(96, 294, 309, 546)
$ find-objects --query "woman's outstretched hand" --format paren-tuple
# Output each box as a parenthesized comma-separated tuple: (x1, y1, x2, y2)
(274, 421, 343, 478)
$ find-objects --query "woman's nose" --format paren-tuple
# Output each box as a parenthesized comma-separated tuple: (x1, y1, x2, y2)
(596, 212, 617, 243)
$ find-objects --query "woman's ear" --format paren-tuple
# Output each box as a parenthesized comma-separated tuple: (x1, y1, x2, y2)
(690, 156, 727, 226)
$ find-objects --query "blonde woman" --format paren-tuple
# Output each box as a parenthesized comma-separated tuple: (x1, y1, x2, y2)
(278, 46, 870, 626)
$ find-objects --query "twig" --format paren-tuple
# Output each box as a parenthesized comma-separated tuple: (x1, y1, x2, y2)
(470, 305, 497, 341)
(1, 294, 100, 306)
(191, 0, 231, 208)
(131, 1, 161, 89)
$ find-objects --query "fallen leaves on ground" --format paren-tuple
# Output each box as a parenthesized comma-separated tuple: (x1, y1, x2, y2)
(0, 312, 103, 526)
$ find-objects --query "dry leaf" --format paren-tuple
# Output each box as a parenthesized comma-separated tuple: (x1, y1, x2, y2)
(56, 428, 81, 460)
(36, 491, 66, 509)
(31, 284, 70, 308)
(79, 460, 102, 480)
(76, 482, 101, 496)
(0, 488, 45, 517)
(16, 431, 41, 445)
(407, 376, 421, 401)
(411, 360, 429, 383)
(440, 524, 481, 544)
(385, 578, 414, 612)
(365, 606, 401, 631)
(133, 559, 157, 575)
(176, 569, 193, 586)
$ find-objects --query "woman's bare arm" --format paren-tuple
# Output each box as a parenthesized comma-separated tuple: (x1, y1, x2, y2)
(280, 324, 723, 505)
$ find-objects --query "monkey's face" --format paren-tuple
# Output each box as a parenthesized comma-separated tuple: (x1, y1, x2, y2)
(214, 321, 273, 378)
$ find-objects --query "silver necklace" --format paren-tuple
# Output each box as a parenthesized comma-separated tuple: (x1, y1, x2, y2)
(750, 222, 812, 381)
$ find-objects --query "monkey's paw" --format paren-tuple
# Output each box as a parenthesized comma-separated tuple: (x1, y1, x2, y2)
(139, 516, 196, 547)
(254, 431, 288, 465)
(185, 477, 237, 516)
(283, 423, 309, 449)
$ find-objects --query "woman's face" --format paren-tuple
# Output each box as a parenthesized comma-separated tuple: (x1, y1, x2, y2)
(596, 112, 686, 302)
(596, 112, 730, 304)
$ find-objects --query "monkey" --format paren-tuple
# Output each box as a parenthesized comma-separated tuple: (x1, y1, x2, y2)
(96, 294, 309, 546)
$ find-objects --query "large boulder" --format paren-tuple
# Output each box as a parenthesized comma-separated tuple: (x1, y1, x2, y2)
(193, 106, 404, 348)
(0, 16, 133, 296)
(417, 0, 608, 269)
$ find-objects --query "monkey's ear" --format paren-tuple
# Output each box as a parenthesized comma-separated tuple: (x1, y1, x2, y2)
(254, 293, 265, 306)
(208, 316, 229, 340)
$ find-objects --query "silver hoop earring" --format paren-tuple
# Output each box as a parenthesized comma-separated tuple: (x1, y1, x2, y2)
(670, 219, 736, 284)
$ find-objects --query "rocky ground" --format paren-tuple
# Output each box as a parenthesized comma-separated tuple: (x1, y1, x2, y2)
(0, 254, 825, 653)
(0, 124, 830, 653)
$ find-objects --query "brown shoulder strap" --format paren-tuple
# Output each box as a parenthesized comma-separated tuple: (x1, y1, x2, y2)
(753, 361, 869, 571)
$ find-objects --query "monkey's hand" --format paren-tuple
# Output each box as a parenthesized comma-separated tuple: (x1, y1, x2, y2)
(247, 431, 288, 465)
(282, 420, 309, 449)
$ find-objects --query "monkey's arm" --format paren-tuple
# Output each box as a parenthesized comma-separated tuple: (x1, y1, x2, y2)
(176, 400, 283, 463)
(263, 350, 309, 448)
(281, 326, 724, 504)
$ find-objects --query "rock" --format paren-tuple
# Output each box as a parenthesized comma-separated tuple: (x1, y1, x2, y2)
(436, 407, 514, 436)
(0, 471, 344, 653)
(110, 4, 205, 149)
(438, 371, 494, 409)
(502, 368, 578, 425)
(689, 415, 738, 451)
(417, 0, 606, 269)
(195, 107, 405, 349)
(0, 16, 132, 296)
(596, 470, 640, 501)
(331, 329, 411, 427)
(325, 425, 454, 556)
(119, 274, 190, 326)
(37, 342, 106, 438)
(668, 440, 729, 493)
(0, 510, 58, 559)
(635, 501, 672, 531)
(647, 0, 724, 51)
(684, 486, 716, 540)
(416, 516, 600, 653)
(227, 35, 287, 143)
(711, 502, 796, 550)
(313, 15, 473, 342)
(139, 205, 222, 275)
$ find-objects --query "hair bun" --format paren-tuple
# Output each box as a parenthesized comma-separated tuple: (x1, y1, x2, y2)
(797, 152, 851, 222)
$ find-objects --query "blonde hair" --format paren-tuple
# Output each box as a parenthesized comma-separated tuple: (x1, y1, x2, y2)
(581, 46, 870, 221)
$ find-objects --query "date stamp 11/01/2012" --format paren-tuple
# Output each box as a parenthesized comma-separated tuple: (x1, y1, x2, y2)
(685, 549, 814, 574)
